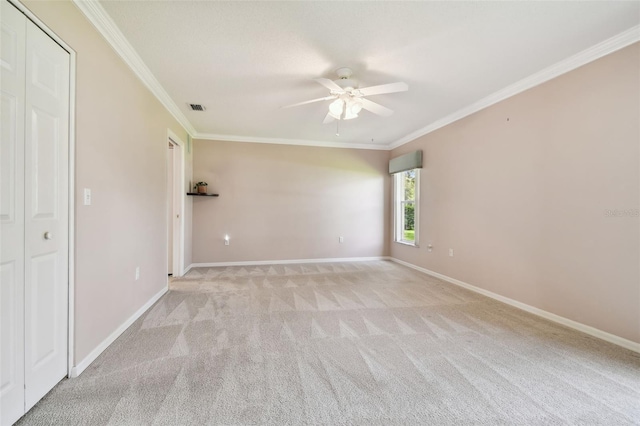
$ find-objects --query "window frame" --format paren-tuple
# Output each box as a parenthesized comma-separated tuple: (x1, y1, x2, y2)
(393, 168, 419, 246)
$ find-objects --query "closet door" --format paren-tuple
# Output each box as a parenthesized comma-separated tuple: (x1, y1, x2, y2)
(0, 1, 27, 425)
(1, 1, 70, 422)
(23, 10, 70, 412)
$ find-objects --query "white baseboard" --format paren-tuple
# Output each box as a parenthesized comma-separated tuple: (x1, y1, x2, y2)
(390, 258, 640, 354)
(69, 285, 169, 378)
(188, 256, 390, 269)
(180, 264, 193, 276)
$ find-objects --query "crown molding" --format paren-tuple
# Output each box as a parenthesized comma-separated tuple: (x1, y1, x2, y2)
(72, 0, 197, 136)
(194, 133, 390, 151)
(388, 25, 640, 150)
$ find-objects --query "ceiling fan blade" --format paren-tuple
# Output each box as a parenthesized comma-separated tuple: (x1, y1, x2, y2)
(282, 95, 335, 109)
(315, 78, 344, 93)
(360, 98, 394, 117)
(358, 82, 408, 96)
(322, 112, 336, 124)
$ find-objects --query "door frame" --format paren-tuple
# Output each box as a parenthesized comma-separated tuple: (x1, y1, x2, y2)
(8, 0, 77, 378)
(167, 129, 186, 277)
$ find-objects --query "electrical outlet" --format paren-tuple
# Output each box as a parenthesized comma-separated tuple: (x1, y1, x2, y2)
(339, 236, 344, 243)
(135, 266, 140, 280)
(449, 249, 454, 257)
(83, 188, 91, 206)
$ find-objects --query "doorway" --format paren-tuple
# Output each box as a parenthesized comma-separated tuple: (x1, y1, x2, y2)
(167, 142, 175, 275)
(167, 131, 185, 277)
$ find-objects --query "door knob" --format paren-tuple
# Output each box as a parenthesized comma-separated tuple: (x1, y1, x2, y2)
(44, 232, 53, 240)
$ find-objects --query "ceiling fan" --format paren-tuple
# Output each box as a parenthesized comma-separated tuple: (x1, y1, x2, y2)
(283, 67, 408, 124)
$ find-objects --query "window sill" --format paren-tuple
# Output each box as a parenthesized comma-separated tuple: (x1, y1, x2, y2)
(394, 240, 419, 248)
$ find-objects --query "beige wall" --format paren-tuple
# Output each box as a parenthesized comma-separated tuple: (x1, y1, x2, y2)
(192, 141, 390, 263)
(392, 43, 640, 343)
(23, 1, 189, 363)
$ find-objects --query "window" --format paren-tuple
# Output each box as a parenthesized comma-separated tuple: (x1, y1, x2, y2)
(394, 169, 419, 245)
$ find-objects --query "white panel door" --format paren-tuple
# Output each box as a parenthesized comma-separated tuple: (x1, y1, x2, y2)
(1, 1, 70, 422)
(0, 2, 26, 425)
(23, 14, 70, 412)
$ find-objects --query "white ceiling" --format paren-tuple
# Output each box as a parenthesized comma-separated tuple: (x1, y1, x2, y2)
(95, 1, 639, 149)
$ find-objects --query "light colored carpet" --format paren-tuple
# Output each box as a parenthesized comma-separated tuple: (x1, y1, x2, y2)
(18, 260, 640, 425)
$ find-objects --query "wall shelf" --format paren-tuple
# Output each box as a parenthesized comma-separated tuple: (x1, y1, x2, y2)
(187, 193, 219, 197)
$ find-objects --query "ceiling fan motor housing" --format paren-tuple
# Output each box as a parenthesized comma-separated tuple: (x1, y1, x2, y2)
(335, 67, 353, 78)
(334, 67, 358, 91)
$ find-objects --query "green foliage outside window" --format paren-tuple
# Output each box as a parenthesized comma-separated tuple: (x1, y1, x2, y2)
(404, 170, 416, 240)
(404, 203, 414, 230)
(397, 168, 418, 244)
(404, 170, 415, 200)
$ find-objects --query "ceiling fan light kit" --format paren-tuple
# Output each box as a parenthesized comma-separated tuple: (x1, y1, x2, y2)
(328, 99, 344, 119)
(284, 67, 408, 125)
(328, 96, 362, 120)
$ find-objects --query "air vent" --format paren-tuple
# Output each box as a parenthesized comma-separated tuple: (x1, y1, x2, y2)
(188, 103, 206, 111)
